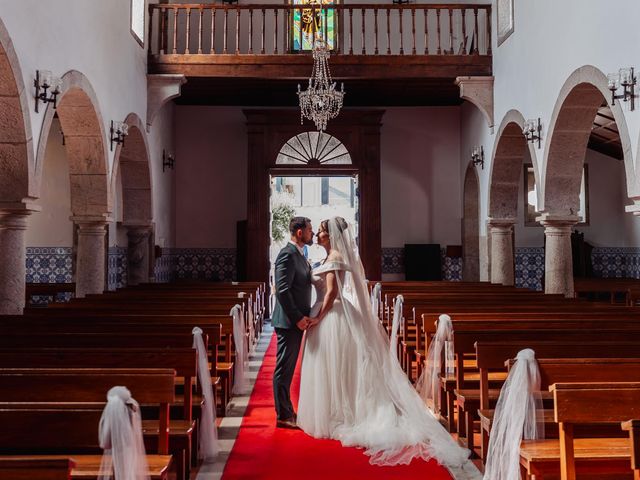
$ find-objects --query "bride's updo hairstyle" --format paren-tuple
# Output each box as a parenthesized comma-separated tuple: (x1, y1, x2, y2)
(321, 216, 348, 235)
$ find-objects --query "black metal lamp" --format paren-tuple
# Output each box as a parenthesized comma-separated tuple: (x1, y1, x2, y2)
(34, 70, 62, 113)
(608, 67, 636, 111)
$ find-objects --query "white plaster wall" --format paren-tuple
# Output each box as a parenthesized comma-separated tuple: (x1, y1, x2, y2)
(174, 106, 247, 248)
(0, 0, 148, 178)
(149, 102, 176, 248)
(25, 118, 73, 247)
(464, 0, 640, 236)
(1, 0, 175, 247)
(382, 107, 461, 248)
(173, 106, 463, 250)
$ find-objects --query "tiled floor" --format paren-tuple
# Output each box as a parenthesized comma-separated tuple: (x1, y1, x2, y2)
(194, 324, 482, 480)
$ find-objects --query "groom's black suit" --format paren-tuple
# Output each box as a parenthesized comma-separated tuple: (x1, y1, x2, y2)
(272, 242, 312, 421)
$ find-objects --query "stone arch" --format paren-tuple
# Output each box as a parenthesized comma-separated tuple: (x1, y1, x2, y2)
(111, 113, 153, 224)
(486, 110, 539, 286)
(541, 65, 634, 215)
(110, 113, 153, 285)
(488, 109, 540, 219)
(0, 17, 37, 314)
(34, 70, 110, 297)
(462, 163, 480, 281)
(0, 16, 34, 205)
(34, 70, 111, 217)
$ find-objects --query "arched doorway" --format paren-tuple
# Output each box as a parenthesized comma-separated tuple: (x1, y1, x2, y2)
(244, 109, 384, 283)
(462, 164, 479, 281)
(0, 16, 36, 314)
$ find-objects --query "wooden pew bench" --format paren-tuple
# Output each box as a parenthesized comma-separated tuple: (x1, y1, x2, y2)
(0, 456, 75, 480)
(475, 342, 640, 460)
(0, 368, 191, 480)
(0, 404, 173, 480)
(520, 382, 640, 480)
(621, 420, 640, 479)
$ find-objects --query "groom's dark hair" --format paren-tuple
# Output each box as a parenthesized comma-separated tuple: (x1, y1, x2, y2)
(289, 216, 311, 235)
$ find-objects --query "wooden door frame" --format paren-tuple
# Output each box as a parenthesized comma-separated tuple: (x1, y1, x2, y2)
(244, 108, 384, 283)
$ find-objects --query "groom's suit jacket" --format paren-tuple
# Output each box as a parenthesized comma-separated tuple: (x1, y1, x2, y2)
(272, 242, 312, 329)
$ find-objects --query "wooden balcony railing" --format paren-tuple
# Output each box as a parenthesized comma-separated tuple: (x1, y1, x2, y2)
(148, 3, 491, 57)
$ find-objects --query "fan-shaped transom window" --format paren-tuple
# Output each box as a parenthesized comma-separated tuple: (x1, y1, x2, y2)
(276, 132, 351, 166)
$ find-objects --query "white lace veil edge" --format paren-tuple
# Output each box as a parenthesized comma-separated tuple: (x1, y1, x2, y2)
(326, 217, 469, 468)
(98, 386, 150, 480)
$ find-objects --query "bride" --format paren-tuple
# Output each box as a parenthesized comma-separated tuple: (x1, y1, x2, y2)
(296, 217, 470, 469)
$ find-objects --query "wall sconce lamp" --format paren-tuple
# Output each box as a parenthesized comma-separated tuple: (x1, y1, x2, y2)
(162, 150, 175, 172)
(110, 120, 129, 151)
(34, 70, 62, 113)
(471, 145, 484, 169)
(523, 118, 542, 149)
(608, 67, 636, 111)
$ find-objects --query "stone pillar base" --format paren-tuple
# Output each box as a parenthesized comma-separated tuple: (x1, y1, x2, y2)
(538, 214, 579, 297)
(488, 218, 515, 286)
(73, 216, 108, 298)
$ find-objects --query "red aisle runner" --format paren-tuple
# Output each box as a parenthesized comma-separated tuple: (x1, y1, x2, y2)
(222, 333, 453, 479)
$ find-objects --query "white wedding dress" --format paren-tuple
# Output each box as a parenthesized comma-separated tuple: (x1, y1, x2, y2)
(296, 218, 470, 470)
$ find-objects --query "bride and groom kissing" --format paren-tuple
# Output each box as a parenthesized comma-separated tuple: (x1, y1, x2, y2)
(271, 216, 470, 468)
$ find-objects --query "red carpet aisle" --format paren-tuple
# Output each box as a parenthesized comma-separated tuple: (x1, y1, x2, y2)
(222, 333, 454, 480)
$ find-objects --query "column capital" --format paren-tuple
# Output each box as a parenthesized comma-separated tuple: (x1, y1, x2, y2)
(536, 213, 579, 230)
(487, 217, 516, 231)
(71, 216, 109, 235)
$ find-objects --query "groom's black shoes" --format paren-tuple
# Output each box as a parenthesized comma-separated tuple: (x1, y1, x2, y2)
(276, 417, 299, 429)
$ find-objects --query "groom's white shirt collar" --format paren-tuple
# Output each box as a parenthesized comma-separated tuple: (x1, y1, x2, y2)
(288, 240, 305, 257)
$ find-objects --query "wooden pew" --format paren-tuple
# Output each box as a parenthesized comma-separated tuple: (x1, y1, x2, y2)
(0, 404, 173, 480)
(621, 420, 640, 480)
(475, 341, 640, 460)
(0, 314, 236, 414)
(0, 457, 75, 480)
(447, 325, 640, 449)
(520, 382, 640, 480)
(0, 368, 191, 480)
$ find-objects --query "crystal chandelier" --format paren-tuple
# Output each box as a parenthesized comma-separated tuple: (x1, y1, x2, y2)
(297, 39, 345, 132)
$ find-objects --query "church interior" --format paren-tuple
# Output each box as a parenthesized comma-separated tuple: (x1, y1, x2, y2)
(2, 0, 640, 479)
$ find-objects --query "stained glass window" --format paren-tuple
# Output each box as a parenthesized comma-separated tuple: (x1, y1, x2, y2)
(291, 0, 337, 52)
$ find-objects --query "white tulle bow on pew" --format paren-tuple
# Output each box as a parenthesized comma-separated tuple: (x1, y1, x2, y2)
(416, 314, 454, 413)
(483, 348, 544, 480)
(370, 282, 382, 320)
(230, 304, 249, 395)
(192, 327, 220, 460)
(389, 295, 404, 357)
(238, 292, 256, 354)
(98, 386, 149, 480)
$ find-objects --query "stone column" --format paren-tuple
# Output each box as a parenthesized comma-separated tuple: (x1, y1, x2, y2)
(73, 217, 108, 298)
(126, 224, 152, 285)
(0, 209, 32, 314)
(488, 218, 515, 286)
(539, 215, 578, 297)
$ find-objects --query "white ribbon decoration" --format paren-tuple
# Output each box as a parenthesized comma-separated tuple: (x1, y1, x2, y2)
(483, 348, 544, 480)
(192, 327, 220, 460)
(98, 386, 150, 480)
(416, 314, 453, 413)
(389, 295, 404, 357)
(230, 305, 249, 395)
(370, 282, 382, 320)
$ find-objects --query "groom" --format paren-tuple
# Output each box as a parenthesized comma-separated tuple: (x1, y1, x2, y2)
(272, 216, 314, 428)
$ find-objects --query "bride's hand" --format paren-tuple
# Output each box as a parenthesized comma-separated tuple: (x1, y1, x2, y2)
(308, 317, 321, 328)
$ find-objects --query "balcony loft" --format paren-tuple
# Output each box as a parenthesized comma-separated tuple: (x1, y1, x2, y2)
(148, 3, 492, 106)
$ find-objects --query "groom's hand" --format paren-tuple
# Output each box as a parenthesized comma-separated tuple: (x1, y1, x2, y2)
(296, 316, 311, 331)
